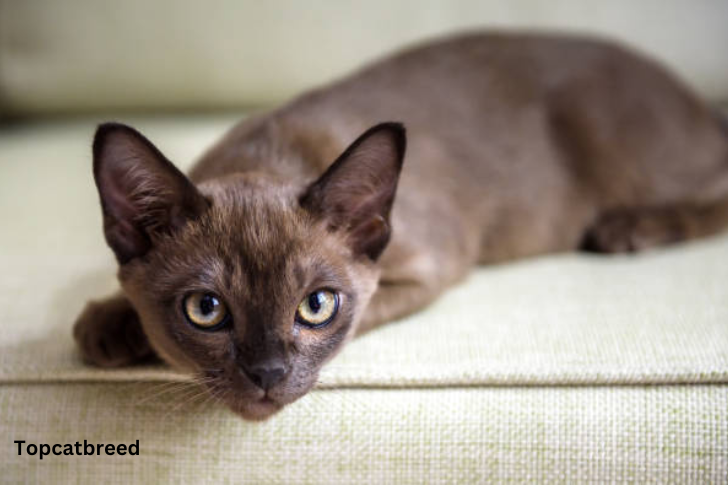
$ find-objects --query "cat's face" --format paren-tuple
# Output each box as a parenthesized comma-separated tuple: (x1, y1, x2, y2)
(92, 122, 405, 420)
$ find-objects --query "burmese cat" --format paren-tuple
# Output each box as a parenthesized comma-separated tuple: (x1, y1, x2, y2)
(74, 33, 728, 420)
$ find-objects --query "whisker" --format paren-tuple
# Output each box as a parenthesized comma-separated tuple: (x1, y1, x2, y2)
(170, 386, 211, 414)
(198, 389, 217, 409)
(136, 381, 199, 404)
(157, 386, 205, 421)
(205, 384, 229, 409)
(135, 372, 220, 403)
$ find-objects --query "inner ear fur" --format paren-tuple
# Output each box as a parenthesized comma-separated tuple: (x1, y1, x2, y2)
(300, 122, 406, 260)
(93, 122, 208, 264)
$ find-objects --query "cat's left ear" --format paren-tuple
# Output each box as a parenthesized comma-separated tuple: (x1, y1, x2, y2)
(300, 122, 406, 260)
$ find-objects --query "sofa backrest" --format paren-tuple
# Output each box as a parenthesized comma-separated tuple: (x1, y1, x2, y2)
(1, 0, 727, 116)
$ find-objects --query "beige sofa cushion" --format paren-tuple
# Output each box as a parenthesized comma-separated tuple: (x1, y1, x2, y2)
(3, 383, 726, 482)
(1, 0, 728, 115)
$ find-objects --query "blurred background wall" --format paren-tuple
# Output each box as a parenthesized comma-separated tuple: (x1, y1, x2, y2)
(1, 0, 727, 116)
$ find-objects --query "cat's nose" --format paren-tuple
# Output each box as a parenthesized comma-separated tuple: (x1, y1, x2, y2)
(241, 359, 287, 390)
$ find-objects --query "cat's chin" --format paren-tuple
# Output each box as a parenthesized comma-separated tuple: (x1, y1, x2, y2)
(228, 396, 285, 421)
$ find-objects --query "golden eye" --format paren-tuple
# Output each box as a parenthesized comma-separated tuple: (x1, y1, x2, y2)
(183, 292, 229, 329)
(296, 290, 339, 327)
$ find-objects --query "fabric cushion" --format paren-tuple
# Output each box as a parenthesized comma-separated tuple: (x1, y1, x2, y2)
(2, 384, 726, 482)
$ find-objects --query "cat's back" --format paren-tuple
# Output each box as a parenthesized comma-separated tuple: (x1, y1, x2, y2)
(276, 31, 714, 184)
(303, 31, 723, 192)
(281, 32, 682, 133)
(201, 32, 710, 183)
(197, 31, 723, 221)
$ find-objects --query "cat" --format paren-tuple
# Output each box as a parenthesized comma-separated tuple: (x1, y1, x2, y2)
(73, 32, 728, 420)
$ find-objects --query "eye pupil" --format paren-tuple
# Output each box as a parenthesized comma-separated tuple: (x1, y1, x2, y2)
(308, 292, 322, 313)
(199, 295, 217, 315)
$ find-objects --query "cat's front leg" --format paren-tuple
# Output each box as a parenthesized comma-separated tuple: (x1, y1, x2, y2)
(356, 241, 469, 335)
(73, 292, 155, 367)
(356, 280, 441, 335)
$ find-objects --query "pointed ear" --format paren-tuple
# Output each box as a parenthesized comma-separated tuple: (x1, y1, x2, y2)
(92, 123, 208, 264)
(300, 122, 406, 260)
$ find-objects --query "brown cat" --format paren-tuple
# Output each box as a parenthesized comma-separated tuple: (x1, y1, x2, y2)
(74, 32, 728, 420)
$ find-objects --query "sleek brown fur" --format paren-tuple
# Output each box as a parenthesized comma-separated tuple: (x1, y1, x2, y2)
(74, 32, 728, 420)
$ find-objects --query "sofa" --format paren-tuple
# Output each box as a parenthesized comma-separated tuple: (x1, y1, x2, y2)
(1, 1, 727, 482)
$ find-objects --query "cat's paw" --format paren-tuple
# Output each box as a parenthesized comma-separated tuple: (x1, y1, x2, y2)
(581, 209, 683, 254)
(73, 296, 154, 367)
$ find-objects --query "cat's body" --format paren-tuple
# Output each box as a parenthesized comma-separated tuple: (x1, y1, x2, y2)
(191, 32, 728, 330)
(74, 33, 728, 419)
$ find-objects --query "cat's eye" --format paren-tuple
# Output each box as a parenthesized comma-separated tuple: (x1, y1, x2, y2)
(296, 289, 339, 328)
(183, 292, 229, 330)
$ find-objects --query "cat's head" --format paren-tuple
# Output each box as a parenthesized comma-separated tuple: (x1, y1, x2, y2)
(92, 121, 405, 420)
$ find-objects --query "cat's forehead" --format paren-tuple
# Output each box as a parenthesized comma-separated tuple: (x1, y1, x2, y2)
(170, 176, 342, 288)
(202, 178, 312, 257)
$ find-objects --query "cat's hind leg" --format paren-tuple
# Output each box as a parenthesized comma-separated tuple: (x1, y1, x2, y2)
(73, 292, 156, 367)
(580, 197, 728, 253)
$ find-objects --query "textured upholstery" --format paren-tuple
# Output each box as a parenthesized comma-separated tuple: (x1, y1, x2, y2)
(3, 384, 726, 482)
(1, 116, 727, 481)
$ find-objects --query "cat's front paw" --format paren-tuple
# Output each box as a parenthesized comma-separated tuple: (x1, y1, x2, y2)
(73, 295, 154, 367)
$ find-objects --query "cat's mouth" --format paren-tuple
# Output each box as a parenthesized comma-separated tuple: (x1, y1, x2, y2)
(200, 371, 292, 420)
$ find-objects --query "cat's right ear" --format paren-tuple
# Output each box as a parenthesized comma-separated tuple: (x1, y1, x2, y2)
(92, 123, 208, 264)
